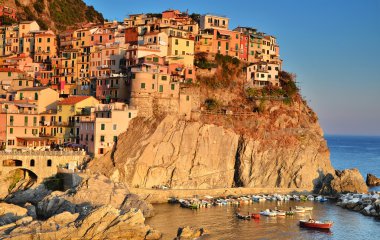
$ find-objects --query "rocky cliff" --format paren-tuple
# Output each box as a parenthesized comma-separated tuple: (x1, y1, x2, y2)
(4, 0, 104, 31)
(89, 97, 337, 192)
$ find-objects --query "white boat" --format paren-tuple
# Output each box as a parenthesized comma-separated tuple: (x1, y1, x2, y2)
(260, 209, 277, 217)
(294, 208, 306, 213)
(315, 196, 322, 201)
(296, 206, 313, 211)
(307, 195, 315, 201)
(275, 210, 286, 216)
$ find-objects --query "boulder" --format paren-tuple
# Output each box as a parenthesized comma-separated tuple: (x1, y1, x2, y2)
(366, 174, 380, 186)
(175, 226, 206, 239)
(3, 205, 161, 240)
(37, 193, 77, 219)
(120, 193, 155, 218)
(0, 203, 28, 226)
(64, 173, 129, 208)
(5, 185, 51, 205)
(322, 169, 368, 195)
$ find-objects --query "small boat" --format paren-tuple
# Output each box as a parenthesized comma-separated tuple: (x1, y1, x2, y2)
(275, 210, 286, 216)
(260, 209, 277, 217)
(307, 195, 315, 201)
(299, 219, 333, 229)
(286, 211, 294, 216)
(294, 208, 306, 214)
(319, 197, 328, 203)
(251, 213, 260, 219)
(296, 206, 313, 211)
(236, 213, 251, 220)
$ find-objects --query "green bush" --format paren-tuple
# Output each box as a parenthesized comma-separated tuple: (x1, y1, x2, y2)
(279, 71, 299, 97)
(33, 0, 45, 14)
(245, 87, 259, 100)
(205, 98, 220, 111)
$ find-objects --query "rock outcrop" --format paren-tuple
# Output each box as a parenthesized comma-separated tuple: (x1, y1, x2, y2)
(366, 173, 380, 187)
(1, 206, 161, 240)
(90, 111, 335, 191)
(330, 169, 368, 194)
(175, 226, 207, 239)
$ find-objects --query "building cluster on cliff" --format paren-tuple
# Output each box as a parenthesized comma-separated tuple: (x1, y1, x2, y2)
(0, 9, 282, 157)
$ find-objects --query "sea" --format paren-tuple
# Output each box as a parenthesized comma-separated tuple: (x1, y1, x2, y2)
(147, 135, 380, 239)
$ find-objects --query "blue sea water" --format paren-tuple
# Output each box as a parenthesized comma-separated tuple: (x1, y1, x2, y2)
(326, 135, 380, 191)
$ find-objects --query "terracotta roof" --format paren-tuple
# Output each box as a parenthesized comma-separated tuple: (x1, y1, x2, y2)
(0, 68, 23, 73)
(19, 87, 48, 92)
(58, 96, 91, 105)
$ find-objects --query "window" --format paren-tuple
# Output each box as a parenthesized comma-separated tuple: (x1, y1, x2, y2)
(24, 116, 28, 126)
(141, 83, 146, 89)
(9, 128, 13, 134)
(101, 124, 105, 130)
(30, 159, 35, 167)
(8, 72, 11, 77)
(10, 116, 13, 126)
(159, 85, 163, 92)
(47, 159, 52, 167)
(113, 136, 118, 142)
(175, 39, 179, 45)
(100, 136, 105, 142)
(128, 112, 132, 118)
(236, 34, 239, 39)
(175, 50, 178, 55)
(19, 93, 23, 100)
(171, 84, 175, 90)
(153, 57, 159, 62)
(18, 80, 22, 86)
(152, 84, 155, 89)
(186, 41, 189, 47)
(226, 43, 229, 50)
(47, 38, 50, 43)
(34, 92, 38, 100)
(161, 76, 167, 81)
(186, 96, 190, 101)
(113, 124, 117, 130)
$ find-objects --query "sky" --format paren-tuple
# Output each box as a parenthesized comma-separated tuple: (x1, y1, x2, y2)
(84, 0, 380, 136)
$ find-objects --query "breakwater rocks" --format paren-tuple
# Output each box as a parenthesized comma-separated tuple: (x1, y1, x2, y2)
(336, 192, 380, 218)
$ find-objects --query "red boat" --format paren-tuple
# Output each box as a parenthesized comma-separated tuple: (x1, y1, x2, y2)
(251, 213, 260, 219)
(299, 220, 333, 229)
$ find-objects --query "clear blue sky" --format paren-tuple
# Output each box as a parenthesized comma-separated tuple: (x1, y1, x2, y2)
(84, 0, 380, 136)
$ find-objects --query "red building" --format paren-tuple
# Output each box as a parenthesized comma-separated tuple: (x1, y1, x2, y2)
(239, 34, 249, 61)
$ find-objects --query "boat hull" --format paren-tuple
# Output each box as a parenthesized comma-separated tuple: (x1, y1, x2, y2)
(299, 221, 333, 229)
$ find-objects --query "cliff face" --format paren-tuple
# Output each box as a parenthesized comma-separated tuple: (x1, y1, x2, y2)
(4, 0, 104, 31)
(89, 99, 335, 191)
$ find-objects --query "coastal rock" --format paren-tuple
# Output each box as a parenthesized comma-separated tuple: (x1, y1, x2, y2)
(3, 206, 160, 240)
(366, 174, 380, 186)
(0, 203, 28, 226)
(120, 194, 155, 218)
(175, 226, 206, 239)
(330, 169, 368, 194)
(64, 173, 129, 208)
(90, 110, 335, 191)
(5, 185, 51, 206)
(36, 193, 77, 219)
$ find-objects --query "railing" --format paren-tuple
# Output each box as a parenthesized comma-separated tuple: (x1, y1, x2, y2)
(0, 151, 87, 156)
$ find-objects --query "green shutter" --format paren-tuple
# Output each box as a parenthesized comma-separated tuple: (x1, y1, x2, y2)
(159, 85, 163, 92)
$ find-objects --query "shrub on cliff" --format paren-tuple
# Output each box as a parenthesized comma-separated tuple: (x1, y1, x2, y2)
(279, 71, 299, 97)
(204, 98, 220, 111)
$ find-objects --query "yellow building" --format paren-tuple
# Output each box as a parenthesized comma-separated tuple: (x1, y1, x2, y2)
(167, 36, 194, 67)
(56, 96, 99, 143)
(34, 30, 57, 63)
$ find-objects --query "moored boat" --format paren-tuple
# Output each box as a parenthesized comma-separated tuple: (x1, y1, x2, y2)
(296, 206, 313, 211)
(236, 213, 251, 220)
(260, 209, 277, 217)
(251, 213, 260, 219)
(299, 219, 333, 229)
